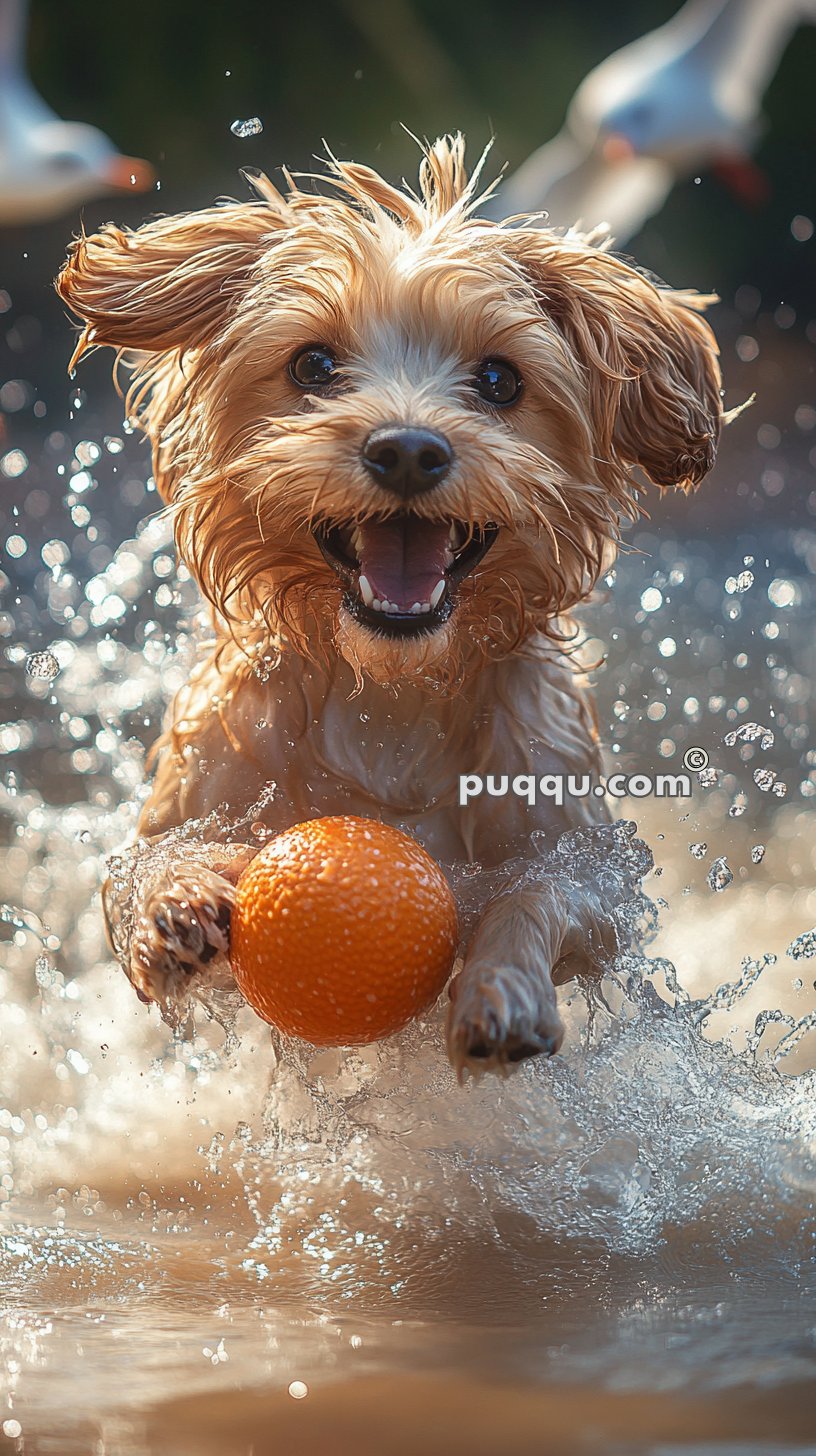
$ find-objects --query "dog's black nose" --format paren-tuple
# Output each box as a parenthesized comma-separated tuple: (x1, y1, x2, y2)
(361, 427, 453, 499)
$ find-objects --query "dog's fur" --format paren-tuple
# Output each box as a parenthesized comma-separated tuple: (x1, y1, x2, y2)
(56, 135, 723, 1075)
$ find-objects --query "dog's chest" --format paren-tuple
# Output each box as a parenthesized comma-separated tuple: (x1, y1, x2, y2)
(251, 686, 474, 857)
(225, 648, 605, 861)
(161, 640, 607, 864)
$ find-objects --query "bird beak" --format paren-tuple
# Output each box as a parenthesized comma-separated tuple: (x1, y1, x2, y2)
(100, 155, 156, 193)
(601, 133, 637, 164)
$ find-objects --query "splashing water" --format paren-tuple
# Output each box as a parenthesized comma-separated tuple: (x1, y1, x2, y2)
(1, 422, 815, 1448)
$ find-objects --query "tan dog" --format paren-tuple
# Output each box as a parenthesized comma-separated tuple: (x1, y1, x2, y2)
(56, 135, 723, 1076)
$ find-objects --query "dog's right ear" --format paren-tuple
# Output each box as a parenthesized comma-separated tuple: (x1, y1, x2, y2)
(56, 198, 285, 364)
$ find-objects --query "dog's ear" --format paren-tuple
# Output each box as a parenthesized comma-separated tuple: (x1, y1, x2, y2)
(510, 233, 724, 491)
(56, 200, 284, 364)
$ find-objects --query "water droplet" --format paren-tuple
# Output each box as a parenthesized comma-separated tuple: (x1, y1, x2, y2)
(25, 649, 60, 682)
(230, 116, 264, 137)
(35, 954, 55, 987)
(707, 856, 733, 892)
(787, 928, 816, 960)
(1, 448, 28, 478)
(688, 842, 707, 859)
(723, 721, 773, 749)
(726, 569, 754, 594)
(768, 578, 799, 609)
(751, 844, 765, 864)
(753, 767, 776, 792)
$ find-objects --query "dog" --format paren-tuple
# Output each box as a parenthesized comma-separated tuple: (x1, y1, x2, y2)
(56, 134, 723, 1077)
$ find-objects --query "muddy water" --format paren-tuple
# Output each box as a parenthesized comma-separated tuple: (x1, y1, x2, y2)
(1, 401, 815, 1452)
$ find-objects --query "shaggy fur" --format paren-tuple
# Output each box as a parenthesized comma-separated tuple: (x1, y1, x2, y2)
(57, 135, 724, 1075)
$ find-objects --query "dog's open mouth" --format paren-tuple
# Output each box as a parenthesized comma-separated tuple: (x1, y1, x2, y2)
(314, 517, 499, 636)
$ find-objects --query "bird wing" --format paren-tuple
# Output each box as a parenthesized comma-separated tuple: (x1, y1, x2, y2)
(492, 133, 673, 246)
(710, 0, 816, 126)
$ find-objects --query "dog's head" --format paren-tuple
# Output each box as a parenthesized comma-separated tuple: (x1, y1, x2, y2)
(56, 135, 723, 688)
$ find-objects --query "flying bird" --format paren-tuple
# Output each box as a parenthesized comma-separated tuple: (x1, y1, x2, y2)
(494, 0, 816, 244)
(0, 0, 153, 225)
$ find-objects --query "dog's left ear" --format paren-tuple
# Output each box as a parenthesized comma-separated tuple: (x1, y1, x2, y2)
(510, 233, 724, 491)
(56, 197, 286, 365)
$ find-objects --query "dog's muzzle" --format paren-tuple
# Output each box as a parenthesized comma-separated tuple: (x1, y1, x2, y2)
(314, 515, 499, 638)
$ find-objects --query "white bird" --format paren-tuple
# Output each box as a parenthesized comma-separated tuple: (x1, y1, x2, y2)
(0, 0, 153, 226)
(495, 0, 816, 244)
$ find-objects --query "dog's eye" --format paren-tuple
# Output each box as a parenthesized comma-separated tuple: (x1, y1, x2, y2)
(289, 345, 339, 390)
(473, 358, 522, 407)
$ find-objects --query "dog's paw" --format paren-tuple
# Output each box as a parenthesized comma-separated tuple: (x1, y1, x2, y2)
(445, 964, 564, 1080)
(128, 863, 236, 1009)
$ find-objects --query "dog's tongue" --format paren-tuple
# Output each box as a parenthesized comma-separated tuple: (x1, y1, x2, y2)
(357, 518, 449, 609)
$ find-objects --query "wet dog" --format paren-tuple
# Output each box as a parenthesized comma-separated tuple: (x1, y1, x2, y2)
(56, 135, 723, 1076)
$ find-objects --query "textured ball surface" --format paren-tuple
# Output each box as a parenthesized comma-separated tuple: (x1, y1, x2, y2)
(230, 816, 459, 1045)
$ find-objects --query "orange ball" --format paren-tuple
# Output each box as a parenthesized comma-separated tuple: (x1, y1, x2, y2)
(230, 816, 459, 1046)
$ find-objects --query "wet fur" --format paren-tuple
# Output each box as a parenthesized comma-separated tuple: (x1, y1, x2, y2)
(57, 135, 724, 1076)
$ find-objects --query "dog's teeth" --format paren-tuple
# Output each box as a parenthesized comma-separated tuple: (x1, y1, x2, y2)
(411, 602, 422, 614)
(420, 601, 430, 613)
(358, 573, 374, 607)
(448, 523, 460, 546)
(351, 527, 364, 557)
(430, 579, 446, 610)
(372, 599, 382, 611)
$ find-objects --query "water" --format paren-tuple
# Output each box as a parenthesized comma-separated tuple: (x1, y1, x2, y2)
(229, 117, 264, 139)
(1, 379, 816, 1451)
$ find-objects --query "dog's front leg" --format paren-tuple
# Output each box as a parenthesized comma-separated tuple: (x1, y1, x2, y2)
(102, 840, 258, 1013)
(447, 873, 617, 1078)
